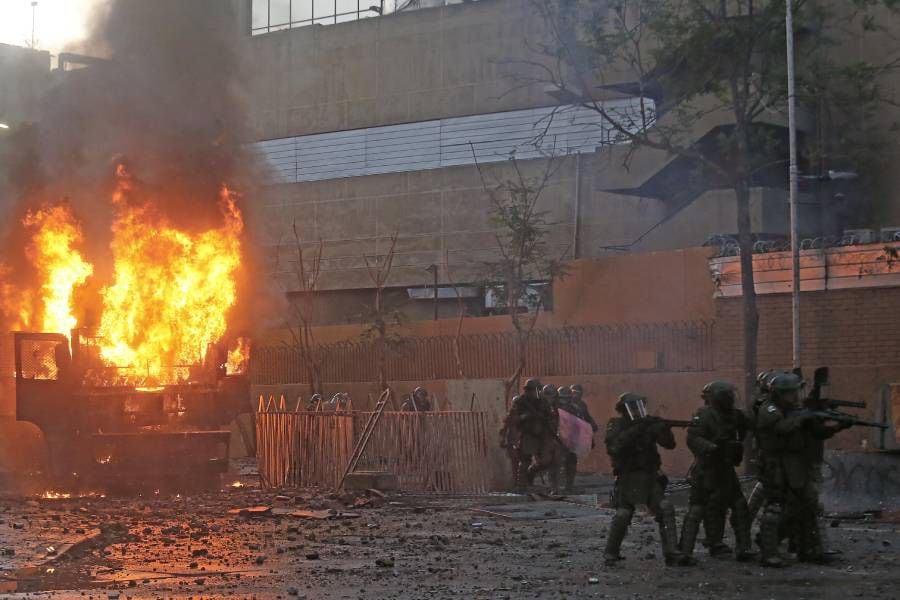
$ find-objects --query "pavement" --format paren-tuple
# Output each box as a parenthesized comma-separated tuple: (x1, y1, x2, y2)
(0, 471, 898, 599)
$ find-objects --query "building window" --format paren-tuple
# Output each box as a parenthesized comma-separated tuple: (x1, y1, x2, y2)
(251, 0, 385, 34)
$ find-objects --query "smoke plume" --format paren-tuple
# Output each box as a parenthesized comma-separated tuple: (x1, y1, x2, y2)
(0, 0, 258, 335)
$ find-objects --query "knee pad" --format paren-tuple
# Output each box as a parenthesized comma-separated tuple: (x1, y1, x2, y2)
(614, 508, 634, 523)
(656, 499, 674, 522)
(687, 504, 706, 520)
(762, 503, 783, 522)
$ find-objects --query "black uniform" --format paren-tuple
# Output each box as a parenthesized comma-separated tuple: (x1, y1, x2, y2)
(755, 378, 832, 566)
(680, 404, 753, 561)
(604, 411, 682, 566)
(502, 390, 560, 491)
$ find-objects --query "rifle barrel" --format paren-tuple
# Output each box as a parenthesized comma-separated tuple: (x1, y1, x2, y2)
(810, 410, 889, 429)
(662, 419, 692, 428)
(826, 399, 866, 409)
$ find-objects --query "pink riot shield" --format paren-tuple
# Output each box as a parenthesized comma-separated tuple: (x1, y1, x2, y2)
(557, 408, 594, 456)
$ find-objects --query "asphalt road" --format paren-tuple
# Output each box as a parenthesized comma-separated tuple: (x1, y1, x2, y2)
(1, 482, 898, 599)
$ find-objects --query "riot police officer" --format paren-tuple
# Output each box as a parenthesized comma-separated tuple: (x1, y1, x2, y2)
(755, 373, 833, 566)
(680, 381, 755, 564)
(401, 386, 433, 411)
(604, 393, 684, 567)
(501, 378, 559, 492)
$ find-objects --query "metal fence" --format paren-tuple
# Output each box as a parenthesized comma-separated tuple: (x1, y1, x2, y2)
(256, 395, 490, 493)
(251, 321, 715, 385)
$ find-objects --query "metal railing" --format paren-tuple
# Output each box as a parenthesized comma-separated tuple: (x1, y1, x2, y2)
(251, 320, 715, 385)
(256, 395, 490, 493)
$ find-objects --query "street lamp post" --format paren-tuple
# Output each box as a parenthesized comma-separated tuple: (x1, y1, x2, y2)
(786, 0, 801, 369)
(31, 2, 38, 49)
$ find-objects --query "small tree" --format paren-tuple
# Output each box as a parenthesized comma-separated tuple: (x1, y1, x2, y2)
(476, 155, 569, 402)
(362, 233, 405, 393)
(442, 250, 467, 380)
(523, 0, 898, 401)
(280, 221, 325, 398)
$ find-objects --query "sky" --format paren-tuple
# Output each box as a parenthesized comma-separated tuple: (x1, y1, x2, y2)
(0, 0, 104, 55)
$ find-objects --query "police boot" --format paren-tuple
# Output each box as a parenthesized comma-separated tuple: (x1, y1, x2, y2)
(731, 500, 757, 562)
(514, 458, 530, 492)
(547, 462, 561, 496)
(604, 509, 631, 566)
(759, 506, 785, 568)
(677, 505, 703, 566)
(798, 514, 835, 565)
(705, 508, 732, 557)
(819, 517, 841, 556)
(564, 455, 577, 493)
(658, 503, 688, 566)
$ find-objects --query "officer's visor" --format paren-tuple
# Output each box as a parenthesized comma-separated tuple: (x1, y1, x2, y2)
(624, 397, 647, 420)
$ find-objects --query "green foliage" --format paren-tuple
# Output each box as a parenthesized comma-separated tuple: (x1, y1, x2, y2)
(536, 0, 898, 188)
(478, 158, 568, 317)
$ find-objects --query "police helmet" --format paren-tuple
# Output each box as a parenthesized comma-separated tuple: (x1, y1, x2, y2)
(769, 373, 804, 392)
(524, 378, 541, 391)
(541, 384, 558, 398)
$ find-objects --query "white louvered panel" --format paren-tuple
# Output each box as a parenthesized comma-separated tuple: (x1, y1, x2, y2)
(250, 99, 654, 184)
(364, 120, 441, 174)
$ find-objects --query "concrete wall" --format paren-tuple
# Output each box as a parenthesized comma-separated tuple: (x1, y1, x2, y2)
(242, 0, 552, 140)
(0, 44, 51, 218)
(0, 43, 51, 125)
(240, 0, 798, 302)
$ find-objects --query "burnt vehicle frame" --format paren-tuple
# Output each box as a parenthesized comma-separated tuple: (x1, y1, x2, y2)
(11, 330, 248, 492)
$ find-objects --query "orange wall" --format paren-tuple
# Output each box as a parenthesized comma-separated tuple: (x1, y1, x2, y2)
(552, 247, 717, 326)
(257, 247, 718, 345)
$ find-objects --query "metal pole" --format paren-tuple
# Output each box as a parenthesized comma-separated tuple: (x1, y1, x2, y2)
(31, 2, 38, 48)
(432, 265, 438, 321)
(425, 264, 438, 321)
(786, 0, 801, 368)
(573, 153, 582, 258)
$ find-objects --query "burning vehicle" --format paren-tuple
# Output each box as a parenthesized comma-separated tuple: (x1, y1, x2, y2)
(0, 1, 257, 493)
(0, 170, 251, 492)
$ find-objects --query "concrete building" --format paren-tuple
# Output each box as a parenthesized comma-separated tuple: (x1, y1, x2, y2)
(237, 0, 894, 325)
(0, 43, 51, 215)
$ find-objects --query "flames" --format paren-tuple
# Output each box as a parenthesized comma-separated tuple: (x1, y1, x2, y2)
(96, 169, 244, 381)
(0, 203, 93, 333)
(0, 166, 246, 385)
(226, 336, 251, 375)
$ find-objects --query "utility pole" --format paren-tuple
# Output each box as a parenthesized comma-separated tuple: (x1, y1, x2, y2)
(426, 264, 438, 321)
(31, 2, 38, 48)
(786, 0, 801, 369)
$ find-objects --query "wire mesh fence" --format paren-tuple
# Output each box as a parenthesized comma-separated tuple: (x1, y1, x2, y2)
(256, 395, 490, 493)
(251, 321, 715, 385)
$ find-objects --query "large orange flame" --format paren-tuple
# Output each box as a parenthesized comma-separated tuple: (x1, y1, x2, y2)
(0, 203, 93, 334)
(2, 169, 245, 386)
(95, 172, 244, 382)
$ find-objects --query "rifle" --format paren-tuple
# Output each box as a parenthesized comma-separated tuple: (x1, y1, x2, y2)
(793, 408, 889, 430)
(805, 366, 868, 410)
(642, 416, 692, 428)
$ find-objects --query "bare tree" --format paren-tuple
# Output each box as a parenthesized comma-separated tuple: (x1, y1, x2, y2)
(476, 154, 569, 403)
(442, 250, 467, 380)
(280, 221, 325, 398)
(362, 233, 405, 393)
